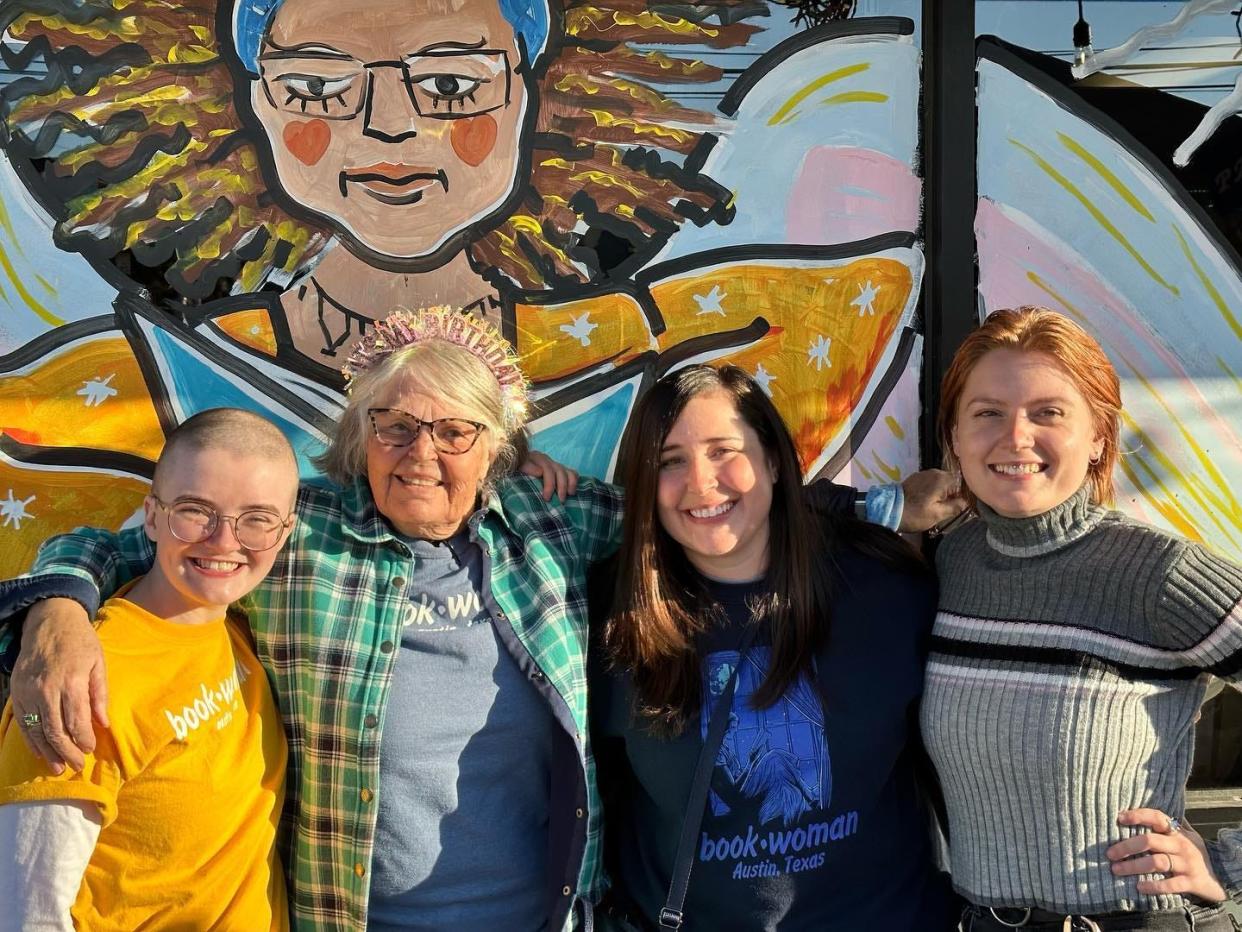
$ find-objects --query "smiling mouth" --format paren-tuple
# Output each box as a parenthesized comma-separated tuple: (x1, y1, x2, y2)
(990, 463, 1046, 476)
(687, 501, 735, 520)
(339, 165, 449, 205)
(397, 475, 441, 488)
(189, 558, 244, 574)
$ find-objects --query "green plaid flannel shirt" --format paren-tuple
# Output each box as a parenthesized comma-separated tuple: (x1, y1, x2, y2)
(12, 473, 623, 929)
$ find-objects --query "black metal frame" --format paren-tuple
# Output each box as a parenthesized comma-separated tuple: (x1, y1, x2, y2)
(920, 0, 977, 467)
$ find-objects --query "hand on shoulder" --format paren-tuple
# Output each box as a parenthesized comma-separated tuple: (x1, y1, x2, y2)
(899, 469, 966, 534)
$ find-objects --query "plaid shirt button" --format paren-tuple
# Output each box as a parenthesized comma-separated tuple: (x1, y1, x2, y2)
(364, 714, 379, 728)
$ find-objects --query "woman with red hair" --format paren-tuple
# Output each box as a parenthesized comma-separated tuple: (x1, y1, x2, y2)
(923, 307, 1242, 932)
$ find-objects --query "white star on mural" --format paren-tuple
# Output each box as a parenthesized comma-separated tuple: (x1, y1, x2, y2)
(851, 280, 880, 317)
(807, 334, 832, 371)
(692, 285, 727, 316)
(753, 363, 776, 395)
(77, 373, 118, 407)
(560, 313, 598, 347)
(0, 489, 35, 529)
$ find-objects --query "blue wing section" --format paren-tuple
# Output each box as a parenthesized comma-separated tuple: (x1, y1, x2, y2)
(148, 326, 328, 478)
(529, 381, 635, 480)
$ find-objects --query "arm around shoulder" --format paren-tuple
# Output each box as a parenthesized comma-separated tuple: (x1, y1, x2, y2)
(555, 475, 626, 564)
(24, 523, 156, 612)
(0, 523, 155, 662)
(802, 469, 966, 533)
(7, 597, 109, 773)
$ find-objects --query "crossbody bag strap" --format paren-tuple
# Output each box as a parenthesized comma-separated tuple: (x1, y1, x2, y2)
(658, 623, 761, 931)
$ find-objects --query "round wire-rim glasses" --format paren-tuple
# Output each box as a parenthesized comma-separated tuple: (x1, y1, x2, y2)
(151, 497, 295, 552)
(367, 408, 487, 455)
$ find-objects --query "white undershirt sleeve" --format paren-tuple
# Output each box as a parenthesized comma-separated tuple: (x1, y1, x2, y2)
(0, 800, 101, 931)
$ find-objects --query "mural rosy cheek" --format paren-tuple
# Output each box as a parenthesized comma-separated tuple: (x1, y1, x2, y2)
(451, 115, 498, 167)
(283, 119, 331, 167)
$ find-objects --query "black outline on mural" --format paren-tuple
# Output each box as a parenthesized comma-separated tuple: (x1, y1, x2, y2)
(719, 15, 914, 117)
(815, 323, 917, 481)
(0, 434, 156, 480)
(114, 292, 339, 440)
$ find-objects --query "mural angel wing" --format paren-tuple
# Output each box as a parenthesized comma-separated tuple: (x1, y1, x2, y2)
(520, 19, 926, 485)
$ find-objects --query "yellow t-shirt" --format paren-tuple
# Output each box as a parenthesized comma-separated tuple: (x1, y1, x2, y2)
(0, 589, 289, 930)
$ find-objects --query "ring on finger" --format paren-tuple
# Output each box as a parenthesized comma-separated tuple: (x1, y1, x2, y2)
(1160, 852, 1175, 875)
(19, 711, 42, 729)
(1166, 816, 1182, 833)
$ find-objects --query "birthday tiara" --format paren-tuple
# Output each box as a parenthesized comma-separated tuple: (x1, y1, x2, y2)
(342, 307, 530, 427)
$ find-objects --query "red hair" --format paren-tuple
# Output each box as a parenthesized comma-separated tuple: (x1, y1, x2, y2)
(938, 306, 1121, 506)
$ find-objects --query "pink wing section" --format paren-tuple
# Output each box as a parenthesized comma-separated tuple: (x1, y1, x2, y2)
(787, 148, 921, 245)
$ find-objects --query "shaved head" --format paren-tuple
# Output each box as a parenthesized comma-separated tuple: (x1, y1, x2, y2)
(154, 409, 298, 499)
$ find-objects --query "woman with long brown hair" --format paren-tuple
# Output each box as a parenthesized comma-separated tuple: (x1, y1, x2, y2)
(590, 364, 956, 931)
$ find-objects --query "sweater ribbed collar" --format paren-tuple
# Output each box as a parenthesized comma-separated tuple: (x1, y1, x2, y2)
(977, 483, 1107, 558)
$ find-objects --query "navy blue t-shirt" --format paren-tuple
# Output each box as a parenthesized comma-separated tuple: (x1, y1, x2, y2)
(591, 544, 955, 931)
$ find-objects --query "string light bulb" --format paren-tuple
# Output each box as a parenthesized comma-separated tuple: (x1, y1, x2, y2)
(1073, 0, 1095, 70)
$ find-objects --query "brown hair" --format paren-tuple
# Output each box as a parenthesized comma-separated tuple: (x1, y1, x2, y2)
(606, 364, 920, 734)
(938, 306, 1121, 506)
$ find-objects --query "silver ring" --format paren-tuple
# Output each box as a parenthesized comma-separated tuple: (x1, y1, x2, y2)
(19, 711, 41, 729)
(1162, 852, 1175, 875)
(1167, 816, 1182, 833)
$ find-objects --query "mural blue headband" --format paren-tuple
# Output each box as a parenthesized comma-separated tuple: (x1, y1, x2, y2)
(232, 0, 550, 74)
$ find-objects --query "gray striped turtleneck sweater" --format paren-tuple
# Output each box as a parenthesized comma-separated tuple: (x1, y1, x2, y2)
(921, 483, 1242, 914)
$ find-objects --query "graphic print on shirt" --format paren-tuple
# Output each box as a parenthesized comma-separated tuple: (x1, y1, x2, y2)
(404, 587, 488, 632)
(163, 655, 251, 741)
(699, 648, 859, 881)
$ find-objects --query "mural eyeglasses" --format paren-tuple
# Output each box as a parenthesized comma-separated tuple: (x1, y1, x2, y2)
(257, 46, 513, 121)
(368, 408, 488, 455)
(150, 497, 295, 551)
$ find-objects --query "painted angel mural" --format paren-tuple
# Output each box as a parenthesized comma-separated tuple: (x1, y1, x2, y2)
(0, 0, 924, 574)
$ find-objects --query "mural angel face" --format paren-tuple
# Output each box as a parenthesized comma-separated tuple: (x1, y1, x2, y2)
(249, 0, 530, 263)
